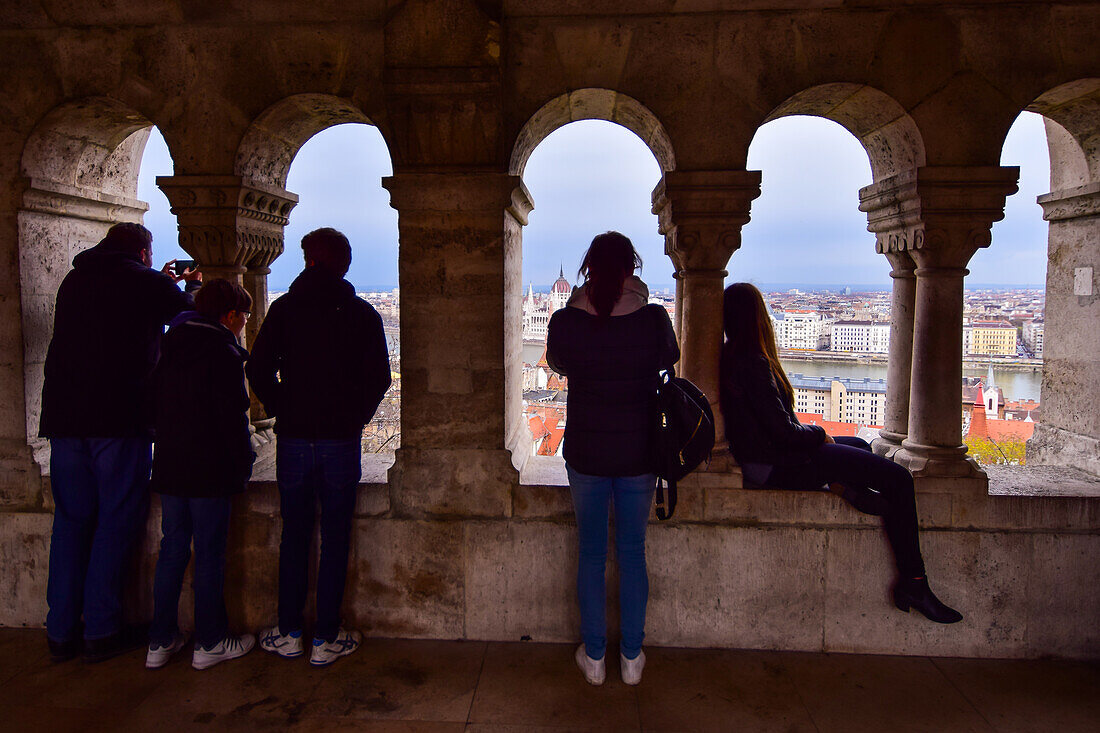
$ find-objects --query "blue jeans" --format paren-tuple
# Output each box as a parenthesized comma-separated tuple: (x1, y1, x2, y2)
(765, 436, 925, 578)
(276, 438, 361, 642)
(46, 437, 152, 642)
(150, 495, 232, 649)
(567, 465, 655, 661)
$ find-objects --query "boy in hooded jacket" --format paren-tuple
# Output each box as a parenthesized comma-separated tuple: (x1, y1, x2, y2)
(145, 279, 257, 670)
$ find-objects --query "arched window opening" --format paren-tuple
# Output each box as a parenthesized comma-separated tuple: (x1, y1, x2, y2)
(138, 128, 186, 268)
(276, 123, 400, 456)
(518, 120, 671, 464)
(962, 112, 1050, 467)
(740, 115, 892, 437)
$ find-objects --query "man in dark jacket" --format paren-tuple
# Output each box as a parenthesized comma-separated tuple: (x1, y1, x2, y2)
(146, 278, 257, 671)
(40, 222, 201, 663)
(247, 227, 390, 667)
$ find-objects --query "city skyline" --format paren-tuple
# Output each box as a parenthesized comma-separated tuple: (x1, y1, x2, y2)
(138, 113, 1051, 291)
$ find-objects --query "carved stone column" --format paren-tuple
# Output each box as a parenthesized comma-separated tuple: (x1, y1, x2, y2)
(652, 170, 762, 469)
(859, 175, 921, 458)
(1027, 183, 1100, 475)
(156, 176, 297, 297)
(383, 172, 531, 518)
(891, 167, 1019, 479)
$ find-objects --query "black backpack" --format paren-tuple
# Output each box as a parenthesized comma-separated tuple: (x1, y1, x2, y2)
(653, 368, 716, 520)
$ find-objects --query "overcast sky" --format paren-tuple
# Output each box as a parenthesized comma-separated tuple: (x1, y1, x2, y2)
(139, 112, 1050, 292)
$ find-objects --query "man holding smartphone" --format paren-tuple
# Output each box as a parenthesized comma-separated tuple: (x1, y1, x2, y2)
(248, 227, 390, 667)
(40, 222, 202, 664)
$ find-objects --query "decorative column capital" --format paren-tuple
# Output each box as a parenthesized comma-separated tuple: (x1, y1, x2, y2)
(155, 175, 299, 270)
(860, 166, 1019, 269)
(651, 170, 762, 270)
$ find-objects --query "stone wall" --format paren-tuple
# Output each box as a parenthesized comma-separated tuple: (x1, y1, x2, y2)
(2, 460, 1097, 659)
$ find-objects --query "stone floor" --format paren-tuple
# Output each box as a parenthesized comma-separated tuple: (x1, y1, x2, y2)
(1, 629, 1097, 732)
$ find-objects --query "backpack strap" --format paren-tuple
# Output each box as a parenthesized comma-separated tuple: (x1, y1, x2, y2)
(655, 475, 677, 521)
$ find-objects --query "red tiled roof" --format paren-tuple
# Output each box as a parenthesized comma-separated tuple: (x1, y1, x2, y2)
(527, 415, 548, 440)
(984, 419, 1035, 442)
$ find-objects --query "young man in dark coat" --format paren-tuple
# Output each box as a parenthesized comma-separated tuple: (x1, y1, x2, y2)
(146, 278, 257, 671)
(40, 222, 201, 663)
(247, 227, 390, 667)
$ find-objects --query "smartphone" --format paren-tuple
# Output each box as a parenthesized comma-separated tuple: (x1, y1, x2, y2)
(174, 259, 197, 276)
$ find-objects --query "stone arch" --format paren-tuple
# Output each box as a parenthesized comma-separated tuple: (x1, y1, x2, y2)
(1024, 79, 1100, 189)
(762, 83, 926, 182)
(19, 97, 159, 465)
(235, 94, 381, 188)
(22, 97, 154, 198)
(508, 88, 676, 177)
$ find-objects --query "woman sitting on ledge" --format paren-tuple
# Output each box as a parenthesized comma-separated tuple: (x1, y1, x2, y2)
(719, 282, 962, 624)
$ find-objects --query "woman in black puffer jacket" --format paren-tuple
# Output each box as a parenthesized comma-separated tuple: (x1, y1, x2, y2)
(546, 232, 679, 687)
(719, 282, 961, 625)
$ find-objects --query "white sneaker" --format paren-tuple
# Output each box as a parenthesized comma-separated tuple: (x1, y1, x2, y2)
(145, 632, 189, 670)
(575, 644, 605, 686)
(620, 649, 646, 685)
(259, 626, 304, 658)
(309, 628, 361, 667)
(192, 633, 255, 670)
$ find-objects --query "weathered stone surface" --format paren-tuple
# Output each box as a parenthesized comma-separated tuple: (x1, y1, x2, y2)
(464, 520, 578, 642)
(344, 519, 465, 638)
(391, 448, 515, 518)
(646, 524, 827, 651)
(0, 512, 50, 626)
(1027, 533, 1100, 658)
(824, 528, 1031, 658)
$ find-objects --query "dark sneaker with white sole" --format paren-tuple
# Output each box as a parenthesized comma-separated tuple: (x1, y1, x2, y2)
(192, 633, 255, 670)
(309, 628, 361, 667)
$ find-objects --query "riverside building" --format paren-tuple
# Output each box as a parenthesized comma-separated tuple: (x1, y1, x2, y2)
(964, 320, 1019, 356)
(789, 374, 887, 427)
(830, 320, 890, 354)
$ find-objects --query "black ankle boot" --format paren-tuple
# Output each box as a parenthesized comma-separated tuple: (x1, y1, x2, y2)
(840, 486, 891, 516)
(893, 577, 963, 624)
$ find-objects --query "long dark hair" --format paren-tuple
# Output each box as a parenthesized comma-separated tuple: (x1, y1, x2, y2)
(578, 231, 642, 317)
(722, 282, 795, 408)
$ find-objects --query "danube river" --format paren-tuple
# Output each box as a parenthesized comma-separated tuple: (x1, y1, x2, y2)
(780, 358, 1042, 402)
(522, 342, 1042, 402)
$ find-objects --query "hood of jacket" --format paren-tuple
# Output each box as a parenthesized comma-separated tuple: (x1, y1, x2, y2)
(566, 275, 650, 316)
(287, 266, 357, 305)
(71, 241, 147, 274)
(161, 313, 247, 367)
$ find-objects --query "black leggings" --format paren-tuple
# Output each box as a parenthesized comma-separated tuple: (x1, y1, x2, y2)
(765, 436, 925, 578)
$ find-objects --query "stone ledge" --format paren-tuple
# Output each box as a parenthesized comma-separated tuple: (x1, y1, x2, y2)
(986, 464, 1100, 497)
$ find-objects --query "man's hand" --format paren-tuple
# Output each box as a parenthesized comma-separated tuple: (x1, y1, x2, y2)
(823, 434, 836, 444)
(161, 260, 203, 285)
(161, 260, 182, 282)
